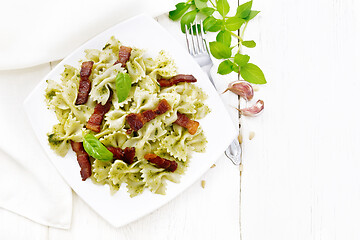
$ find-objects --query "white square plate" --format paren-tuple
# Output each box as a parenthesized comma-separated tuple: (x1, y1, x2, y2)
(24, 14, 237, 227)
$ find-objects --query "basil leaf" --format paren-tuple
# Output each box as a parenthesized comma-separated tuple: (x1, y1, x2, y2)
(169, 2, 191, 20)
(200, 7, 215, 16)
(216, 0, 230, 17)
(203, 16, 216, 30)
(195, 0, 208, 9)
(115, 72, 132, 102)
(242, 40, 256, 48)
(245, 10, 260, 21)
(203, 16, 222, 32)
(234, 53, 250, 67)
(209, 41, 232, 59)
(225, 17, 245, 31)
(236, 0, 252, 19)
(180, 10, 198, 33)
(83, 134, 113, 161)
(216, 30, 231, 47)
(240, 63, 267, 84)
(218, 60, 237, 75)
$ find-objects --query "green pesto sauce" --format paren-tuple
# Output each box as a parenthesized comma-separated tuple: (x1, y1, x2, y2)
(48, 133, 63, 146)
(102, 43, 111, 50)
(46, 90, 56, 100)
(99, 86, 107, 95)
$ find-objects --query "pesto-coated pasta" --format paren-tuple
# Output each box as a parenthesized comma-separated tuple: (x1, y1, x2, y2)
(45, 36, 210, 197)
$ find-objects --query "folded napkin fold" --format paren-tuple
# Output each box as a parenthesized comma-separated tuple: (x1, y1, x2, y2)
(0, 65, 72, 229)
(0, 0, 174, 229)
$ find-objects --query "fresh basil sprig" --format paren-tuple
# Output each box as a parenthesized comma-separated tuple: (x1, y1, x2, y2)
(115, 72, 132, 102)
(83, 133, 113, 161)
(169, 0, 266, 84)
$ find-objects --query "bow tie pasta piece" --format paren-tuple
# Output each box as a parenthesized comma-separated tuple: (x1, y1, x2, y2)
(126, 48, 146, 84)
(47, 115, 83, 157)
(46, 76, 93, 124)
(45, 79, 63, 108)
(100, 131, 129, 149)
(145, 50, 177, 79)
(129, 87, 158, 113)
(140, 160, 186, 195)
(137, 119, 168, 142)
(122, 137, 153, 160)
(92, 159, 113, 184)
(90, 64, 125, 105)
(126, 171, 146, 197)
(108, 160, 145, 197)
(83, 36, 122, 75)
(109, 160, 130, 186)
(60, 65, 79, 85)
(159, 125, 207, 162)
(105, 108, 128, 131)
(138, 75, 160, 93)
(92, 159, 121, 194)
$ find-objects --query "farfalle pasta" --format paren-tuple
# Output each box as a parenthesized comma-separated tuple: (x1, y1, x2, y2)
(45, 36, 210, 197)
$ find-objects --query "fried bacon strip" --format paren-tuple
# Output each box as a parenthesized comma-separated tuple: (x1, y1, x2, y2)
(174, 112, 199, 135)
(114, 46, 132, 67)
(86, 93, 113, 133)
(107, 147, 136, 165)
(75, 61, 94, 105)
(157, 74, 197, 87)
(70, 141, 91, 181)
(126, 99, 171, 133)
(144, 153, 178, 172)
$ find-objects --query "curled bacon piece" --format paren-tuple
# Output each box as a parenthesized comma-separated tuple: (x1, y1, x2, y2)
(86, 93, 113, 133)
(157, 74, 197, 87)
(223, 81, 254, 101)
(126, 99, 171, 133)
(237, 99, 264, 116)
(114, 46, 132, 67)
(70, 141, 91, 181)
(174, 112, 199, 135)
(144, 153, 178, 172)
(75, 61, 94, 105)
(107, 147, 135, 165)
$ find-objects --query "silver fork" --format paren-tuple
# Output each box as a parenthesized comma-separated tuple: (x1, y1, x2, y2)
(185, 21, 242, 165)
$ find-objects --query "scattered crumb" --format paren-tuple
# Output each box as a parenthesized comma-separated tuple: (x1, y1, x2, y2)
(253, 85, 260, 92)
(238, 134, 243, 144)
(201, 180, 206, 189)
(210, 164, 216, 169)
(249, 131, 255, 140)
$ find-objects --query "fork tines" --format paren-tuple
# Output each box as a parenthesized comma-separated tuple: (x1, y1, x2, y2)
(185, 21, 207, 56)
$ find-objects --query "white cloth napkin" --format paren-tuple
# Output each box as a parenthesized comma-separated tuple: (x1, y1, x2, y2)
(0, 65, 73, 229)
(0, 0, 174, 229)
(0, 0, 174, 70)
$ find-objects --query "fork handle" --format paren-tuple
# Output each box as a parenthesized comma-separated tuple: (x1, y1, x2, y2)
(201, 63, 216, 87)
(225, 139, 242, 165)
(201, 63, 242, 165)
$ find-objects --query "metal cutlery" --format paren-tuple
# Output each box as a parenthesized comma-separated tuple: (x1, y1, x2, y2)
(185, 21, 242, 165)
